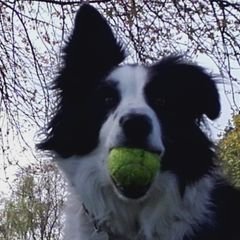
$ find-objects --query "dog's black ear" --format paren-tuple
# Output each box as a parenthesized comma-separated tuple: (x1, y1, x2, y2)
(194, 70, 221, 120)
(58, 4, 125, 89)
(150, 57, 221, 120)
(38, 5, 125, 156)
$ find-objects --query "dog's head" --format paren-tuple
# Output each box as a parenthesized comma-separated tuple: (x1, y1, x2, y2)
(39, 5, 220, 200)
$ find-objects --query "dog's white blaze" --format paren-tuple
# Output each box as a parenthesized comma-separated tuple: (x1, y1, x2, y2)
(107, 65, 147, 104)
(101, 65, 165, 154)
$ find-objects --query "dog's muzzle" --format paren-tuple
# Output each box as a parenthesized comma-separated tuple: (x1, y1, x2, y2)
(109, 113, 162, 199)
(113, 179, 152, 199)
(120, 113, 152, 149)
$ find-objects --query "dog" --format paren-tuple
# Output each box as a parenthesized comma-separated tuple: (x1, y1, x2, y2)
(38, 4, 240, 240)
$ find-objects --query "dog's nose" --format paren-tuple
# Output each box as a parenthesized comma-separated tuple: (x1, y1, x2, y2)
(120, 114, 152, 143)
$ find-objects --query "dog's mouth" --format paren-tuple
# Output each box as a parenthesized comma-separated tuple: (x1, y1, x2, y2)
(112, 178, 151, 199)
(108, 147, 161, 199)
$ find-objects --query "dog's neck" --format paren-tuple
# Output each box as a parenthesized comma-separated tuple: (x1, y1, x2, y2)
(82, 203, 121, 240)
(62, 168, 216, 240)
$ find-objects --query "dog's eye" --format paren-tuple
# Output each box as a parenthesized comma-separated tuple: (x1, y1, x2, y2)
(153, 98, 166, 108)
(99, 87, 119, 108)
(104, 96, 117, 107)
(96, 83, 120, 109)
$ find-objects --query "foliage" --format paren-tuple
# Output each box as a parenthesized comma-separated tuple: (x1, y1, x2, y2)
(0, 162, 65, 240)
(218, 114, 240, 187)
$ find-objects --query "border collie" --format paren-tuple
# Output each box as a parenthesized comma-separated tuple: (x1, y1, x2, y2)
(38, 4, 240, 240)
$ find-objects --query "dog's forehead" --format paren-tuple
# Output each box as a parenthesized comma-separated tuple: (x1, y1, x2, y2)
(106, 65, 149, 96)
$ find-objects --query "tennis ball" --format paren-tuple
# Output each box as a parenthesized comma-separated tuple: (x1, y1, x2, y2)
(107, 148, 160, 188)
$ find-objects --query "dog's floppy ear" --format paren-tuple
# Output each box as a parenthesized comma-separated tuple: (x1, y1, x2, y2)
(178, 59, 221, 120)
(58, 4, 125, 89)
(193, 70, 221, 120)
(151, 57, 221, 120)
(38, 5, 125, 156)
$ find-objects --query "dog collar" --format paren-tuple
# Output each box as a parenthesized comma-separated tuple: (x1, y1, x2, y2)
(82, 203, 119, 240)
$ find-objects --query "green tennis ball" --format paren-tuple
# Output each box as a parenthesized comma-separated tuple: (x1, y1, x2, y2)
(107, 148, 160, 188)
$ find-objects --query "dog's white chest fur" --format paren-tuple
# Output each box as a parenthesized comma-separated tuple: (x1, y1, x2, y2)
(58, 155, 215, 240)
